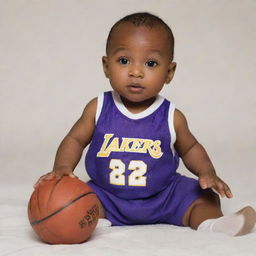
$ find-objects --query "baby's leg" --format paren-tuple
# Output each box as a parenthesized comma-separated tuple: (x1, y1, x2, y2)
(197, 206, 256, 236)
(183, 190, 256, 236)
(98, 200, 105, 218)
(182, 190, 222, 229)
(96, 198, 113, 228)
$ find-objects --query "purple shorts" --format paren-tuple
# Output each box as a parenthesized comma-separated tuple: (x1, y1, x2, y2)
(87, 174, 206, 226)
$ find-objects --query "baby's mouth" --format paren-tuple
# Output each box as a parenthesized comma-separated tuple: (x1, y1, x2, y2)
(127, 84, 144, 93)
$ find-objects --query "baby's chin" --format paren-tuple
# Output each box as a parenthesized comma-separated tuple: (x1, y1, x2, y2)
(120, 93, 157, 107)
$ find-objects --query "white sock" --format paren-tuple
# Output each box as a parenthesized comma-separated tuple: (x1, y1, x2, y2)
(197, 215, 244, 236)
(197, 206, 256, 236)
(96, 218, 112, 228)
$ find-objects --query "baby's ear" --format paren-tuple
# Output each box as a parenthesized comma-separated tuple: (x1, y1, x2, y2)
(165, 62, 176, 84)
(102, 56, 109, 78)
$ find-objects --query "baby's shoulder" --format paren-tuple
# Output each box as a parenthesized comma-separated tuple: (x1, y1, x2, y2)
(81, 97, 98, 121)
(85, 97, 97, 110)
(173, 108, 189, 132)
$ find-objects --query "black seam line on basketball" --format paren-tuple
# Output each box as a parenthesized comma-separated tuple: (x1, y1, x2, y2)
(46, 178, 63, 214)
(30, 192, 96, 226)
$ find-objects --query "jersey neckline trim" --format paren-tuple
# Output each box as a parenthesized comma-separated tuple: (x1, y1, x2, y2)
(111, 91, 165, 120)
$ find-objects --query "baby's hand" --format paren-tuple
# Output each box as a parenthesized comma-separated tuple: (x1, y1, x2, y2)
(33, 169, 77, 188)
(199, 174, 233, 198)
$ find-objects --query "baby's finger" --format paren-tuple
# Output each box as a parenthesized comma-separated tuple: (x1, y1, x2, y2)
(211, 182, 225, 198)
(33, 179, 41, 188)
(43, 172, 55, 180)
(217, 181, 232, 198)
(199, 176, 211, 189)
(34, 176, 46, 188)
(216, 182, 233, 198)
(69, 173, 78, 179)
(199, 176, 214, 190)
(33, 172, 56, 188)
(199, 178, 208, 189)
(211, 187, 219, 195)
(223, 183, 233, 198)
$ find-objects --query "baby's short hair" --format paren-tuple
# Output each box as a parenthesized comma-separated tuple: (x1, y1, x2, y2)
(106, 12, 175, 60)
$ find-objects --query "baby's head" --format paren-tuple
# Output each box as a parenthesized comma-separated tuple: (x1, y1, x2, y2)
(106, 12, 175, 60)
(103, 12, 176, 104)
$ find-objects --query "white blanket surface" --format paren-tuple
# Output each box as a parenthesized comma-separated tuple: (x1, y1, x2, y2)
(1, 185, 255, 256)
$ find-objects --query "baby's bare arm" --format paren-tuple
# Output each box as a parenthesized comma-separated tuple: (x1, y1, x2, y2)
(34, 98, 97, 186)
(174, 109, 233, 198)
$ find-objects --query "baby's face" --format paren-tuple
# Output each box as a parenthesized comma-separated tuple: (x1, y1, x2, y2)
(102, 22, 176, 103)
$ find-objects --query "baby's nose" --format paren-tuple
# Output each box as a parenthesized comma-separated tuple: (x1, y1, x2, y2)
(128, 63, 144, 78)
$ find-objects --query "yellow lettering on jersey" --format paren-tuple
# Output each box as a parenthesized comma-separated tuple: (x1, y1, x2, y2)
(119, 138, 132, 152)
(153, 140, 163, 159)
(130, 139, 143, 152)
(97, 134, 115, 157)
(97, 133, 163, 159)
(141, 139, 163, 159)
(141, 139, 153, 153)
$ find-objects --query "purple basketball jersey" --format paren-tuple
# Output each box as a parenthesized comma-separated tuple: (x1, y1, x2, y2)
(85, 91, 179, 199)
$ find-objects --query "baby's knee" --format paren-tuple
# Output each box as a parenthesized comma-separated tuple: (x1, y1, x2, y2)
(198, 189, 221, 207)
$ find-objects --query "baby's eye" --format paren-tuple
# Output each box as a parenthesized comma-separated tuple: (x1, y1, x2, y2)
(146, 60, 158, 67)
(118, 57, 130, 65)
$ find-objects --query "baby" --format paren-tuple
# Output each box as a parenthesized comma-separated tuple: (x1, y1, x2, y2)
(35, 12, 256, 236)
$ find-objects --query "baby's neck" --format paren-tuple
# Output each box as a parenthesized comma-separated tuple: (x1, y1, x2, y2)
(120, 96, 157, 114)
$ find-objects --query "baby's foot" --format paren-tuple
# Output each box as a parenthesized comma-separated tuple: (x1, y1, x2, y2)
(96, 218, 112, 228)
(197, 206, 256, 236)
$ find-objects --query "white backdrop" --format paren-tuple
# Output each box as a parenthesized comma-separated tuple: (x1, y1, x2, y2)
(1, 0, 256, 213)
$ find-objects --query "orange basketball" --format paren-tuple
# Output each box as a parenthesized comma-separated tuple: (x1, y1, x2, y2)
(28, 176, 100, 244)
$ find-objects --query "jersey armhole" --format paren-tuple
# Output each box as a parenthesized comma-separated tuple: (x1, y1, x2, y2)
(168, 102, 177, 157)
(95, 92, 104, 124)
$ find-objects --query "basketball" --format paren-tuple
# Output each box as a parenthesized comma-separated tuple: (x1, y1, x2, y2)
(28, 176, 100, 244)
